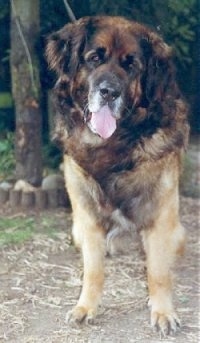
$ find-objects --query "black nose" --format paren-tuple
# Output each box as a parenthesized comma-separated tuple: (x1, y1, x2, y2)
(100, 87, 121, 102)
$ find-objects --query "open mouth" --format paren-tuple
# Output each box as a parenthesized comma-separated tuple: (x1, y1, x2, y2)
(87, 105, 117, 139)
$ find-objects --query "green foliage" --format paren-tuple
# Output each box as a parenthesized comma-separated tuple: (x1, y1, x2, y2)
(160, 0, 197, 67)
(0, 92, 13, 108)
(0, 132, 15, 180)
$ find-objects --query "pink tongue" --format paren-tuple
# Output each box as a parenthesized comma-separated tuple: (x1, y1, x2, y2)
(90, 105, 117, 139)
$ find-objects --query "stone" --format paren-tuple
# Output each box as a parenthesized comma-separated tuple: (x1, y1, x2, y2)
(42, 174, 65, 190)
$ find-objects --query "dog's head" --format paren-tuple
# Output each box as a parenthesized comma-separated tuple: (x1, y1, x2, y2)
(46, 16, 178, 140)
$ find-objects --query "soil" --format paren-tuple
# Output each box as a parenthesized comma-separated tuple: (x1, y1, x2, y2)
(0, 196, 199, 343)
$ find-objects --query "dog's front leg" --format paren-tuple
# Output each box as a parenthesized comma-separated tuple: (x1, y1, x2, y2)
(64, 155, 106, 324)
(67, 214, 106, 324)
(142, 212, 185, 336)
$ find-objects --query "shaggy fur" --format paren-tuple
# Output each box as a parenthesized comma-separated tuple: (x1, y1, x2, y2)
(46, 16, 189, 335)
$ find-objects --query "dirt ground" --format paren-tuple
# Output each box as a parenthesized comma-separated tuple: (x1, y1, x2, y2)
(0, 195, 199, 343)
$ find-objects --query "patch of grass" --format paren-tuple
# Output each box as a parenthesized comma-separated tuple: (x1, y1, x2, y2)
(0, 217, 35, 230)
(0, 215, 61, 247)
(0, 217, 35, 246)
(0, 228, 33, 245)
(39, 217, 57, 235)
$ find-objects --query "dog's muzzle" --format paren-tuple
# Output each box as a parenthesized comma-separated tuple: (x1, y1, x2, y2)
(87, 74, 124, 139)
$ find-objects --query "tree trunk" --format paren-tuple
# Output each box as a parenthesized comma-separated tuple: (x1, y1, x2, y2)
(195, 4, 200, 131)
(10, 0, 42, 186)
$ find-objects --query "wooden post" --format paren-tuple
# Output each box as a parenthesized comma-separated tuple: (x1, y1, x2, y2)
(47, 189, 59, 208)
(35, 189, 47, 209)
(10, 189, 21, 208)
(0, 189, 9, 204)
(21, 191, 35, 208)
(58, 189, 70, 207)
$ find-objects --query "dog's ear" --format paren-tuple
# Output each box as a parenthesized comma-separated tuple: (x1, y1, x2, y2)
(141, 32, 178, 102)
(46, 18, 89, 77)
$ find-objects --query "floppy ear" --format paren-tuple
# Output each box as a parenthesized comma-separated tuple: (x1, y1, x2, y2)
(141, 32, 178, 102)
(46, 19, 88, 77)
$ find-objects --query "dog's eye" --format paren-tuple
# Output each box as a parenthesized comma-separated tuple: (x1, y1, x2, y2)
(90, 54, 100, 63)
(85, 47, 106, 68)
(124, 55, 135, 69)
(121, 54, 139, 72)
(85, 53, 101, 68)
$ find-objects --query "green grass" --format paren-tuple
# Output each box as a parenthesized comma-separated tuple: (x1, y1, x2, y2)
(0, 227, 33, 245)
(0, 215, 60, 246)
(0, 217, 35, 246)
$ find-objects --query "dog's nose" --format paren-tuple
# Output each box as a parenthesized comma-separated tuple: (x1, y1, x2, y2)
(100, 87, 121, 102)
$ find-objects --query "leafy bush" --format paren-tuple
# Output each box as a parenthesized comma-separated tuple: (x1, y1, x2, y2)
(0, 132, 15, 180)
(161, 0, 197, 67)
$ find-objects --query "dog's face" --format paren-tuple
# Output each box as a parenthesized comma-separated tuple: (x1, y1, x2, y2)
(84, 25, 146, 138)
(46, 16, 174, 140)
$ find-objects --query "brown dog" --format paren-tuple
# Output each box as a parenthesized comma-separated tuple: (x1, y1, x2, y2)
(46, 16, 189, 335)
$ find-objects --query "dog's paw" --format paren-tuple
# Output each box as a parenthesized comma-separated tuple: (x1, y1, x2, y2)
(66, 306, 96, 325)
(151, 310, 180, 336)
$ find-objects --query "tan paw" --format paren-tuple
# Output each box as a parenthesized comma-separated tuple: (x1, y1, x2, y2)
(66, 306, 96, 325)
(151, 310, 180, 336)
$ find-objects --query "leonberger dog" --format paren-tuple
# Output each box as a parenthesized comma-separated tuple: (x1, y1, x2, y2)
(46, 16, 189, 335)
